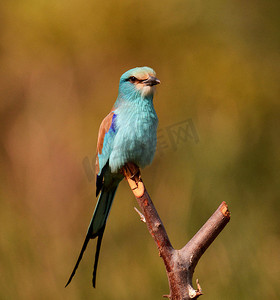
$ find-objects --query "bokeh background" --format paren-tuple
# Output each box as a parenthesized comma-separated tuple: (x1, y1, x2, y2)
(0, 0, 279, 299)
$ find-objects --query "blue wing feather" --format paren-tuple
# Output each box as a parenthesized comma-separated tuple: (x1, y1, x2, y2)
(96, 112, 118, 195)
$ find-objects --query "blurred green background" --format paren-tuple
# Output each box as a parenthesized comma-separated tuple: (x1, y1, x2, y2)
(0, 0, 279, 299)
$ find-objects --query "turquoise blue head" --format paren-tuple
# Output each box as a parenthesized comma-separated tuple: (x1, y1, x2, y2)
(118, 67, 160, 100)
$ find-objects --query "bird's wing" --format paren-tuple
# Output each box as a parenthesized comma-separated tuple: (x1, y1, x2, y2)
(95, 111, 117, 195)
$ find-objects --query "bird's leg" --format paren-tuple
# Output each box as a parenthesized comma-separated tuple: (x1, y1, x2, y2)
(121, 162, 141, 183)
(121, 163, 144, 197)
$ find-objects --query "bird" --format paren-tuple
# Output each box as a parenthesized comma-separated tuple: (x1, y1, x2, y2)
(65, 66, 160, 288)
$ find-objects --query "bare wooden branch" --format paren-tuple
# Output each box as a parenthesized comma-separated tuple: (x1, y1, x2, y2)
(122, 163, 230, 300)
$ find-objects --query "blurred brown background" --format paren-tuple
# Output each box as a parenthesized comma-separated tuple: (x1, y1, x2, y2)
(0, 0, 279, 299)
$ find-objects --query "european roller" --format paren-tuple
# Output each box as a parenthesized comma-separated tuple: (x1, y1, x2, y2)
(66, 67, 160, 287)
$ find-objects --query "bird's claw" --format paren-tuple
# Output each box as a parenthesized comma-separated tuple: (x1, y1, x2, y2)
(121, 162, 141, 184)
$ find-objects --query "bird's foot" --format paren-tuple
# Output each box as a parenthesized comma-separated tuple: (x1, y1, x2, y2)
(121, 162, 141, 184)
(121, 163, 144, 197)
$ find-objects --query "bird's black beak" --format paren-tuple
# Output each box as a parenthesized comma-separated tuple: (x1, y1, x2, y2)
(143, 76, 161, 86)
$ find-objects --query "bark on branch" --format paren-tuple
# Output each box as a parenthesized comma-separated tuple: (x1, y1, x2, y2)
(122, 163, 230, 300)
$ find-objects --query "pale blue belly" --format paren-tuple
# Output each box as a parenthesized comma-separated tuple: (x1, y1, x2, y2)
(109, 103, 158, 172)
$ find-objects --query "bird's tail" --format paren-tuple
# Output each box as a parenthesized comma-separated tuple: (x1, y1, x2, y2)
(65, 185, 118, 288)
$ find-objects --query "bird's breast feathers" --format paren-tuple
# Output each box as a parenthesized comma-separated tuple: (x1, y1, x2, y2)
(109, 101, 158, 172)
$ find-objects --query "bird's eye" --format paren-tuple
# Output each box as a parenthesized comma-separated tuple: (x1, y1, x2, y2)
(128, 76, 137, 83)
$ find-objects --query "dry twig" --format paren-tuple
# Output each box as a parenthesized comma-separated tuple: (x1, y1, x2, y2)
(122, 163, 230, 300)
